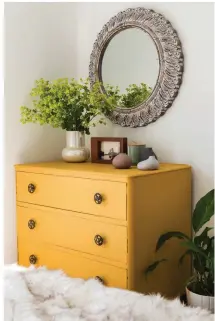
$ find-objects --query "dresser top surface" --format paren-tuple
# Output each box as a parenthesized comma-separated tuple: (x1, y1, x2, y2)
(15, 161, 190, 181)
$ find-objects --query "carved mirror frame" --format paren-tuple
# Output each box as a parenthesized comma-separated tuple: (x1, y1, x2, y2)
(89, 7, 184, 128)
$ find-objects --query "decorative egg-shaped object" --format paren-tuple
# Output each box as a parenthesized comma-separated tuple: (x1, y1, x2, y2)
(112, 153, 132, 169)
(137, 156, 159, 171)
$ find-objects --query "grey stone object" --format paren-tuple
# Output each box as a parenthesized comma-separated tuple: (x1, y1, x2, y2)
(137, 156, 159, 171)
(112, 153, 132, 169)
(140, 147, 157, 161)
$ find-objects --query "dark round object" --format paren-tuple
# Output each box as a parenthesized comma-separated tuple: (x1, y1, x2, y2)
(29, 255, 37, 265)
(94, 235, 104, 246)
(28, 219, 36, 229)
(112, 153, 132, 169)
(28, 183, 36, 194)
(95, 276, 104, 284)
(94, 193, 103, 204)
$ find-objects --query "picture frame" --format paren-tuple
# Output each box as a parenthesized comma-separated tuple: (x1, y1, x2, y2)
(91, 137, 127, 164)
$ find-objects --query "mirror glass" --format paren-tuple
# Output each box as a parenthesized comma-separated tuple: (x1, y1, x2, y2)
(101, 28, 159, 108)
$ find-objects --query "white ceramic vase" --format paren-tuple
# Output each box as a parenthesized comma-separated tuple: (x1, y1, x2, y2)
(186, 287, 214, 313)
(62, 131, 90, 163)
(137, 156, 159, 170)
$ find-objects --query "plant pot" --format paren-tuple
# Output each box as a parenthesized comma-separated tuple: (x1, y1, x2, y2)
(186, 287, 214, 313)
(62, 131, 90, 163)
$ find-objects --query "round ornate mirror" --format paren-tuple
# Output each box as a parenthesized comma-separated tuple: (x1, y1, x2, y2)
(89, 8, 184, 128)
(101, 27, 159, 108)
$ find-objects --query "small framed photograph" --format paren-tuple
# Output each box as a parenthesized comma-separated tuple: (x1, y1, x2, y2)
(91, 137, 127, 163)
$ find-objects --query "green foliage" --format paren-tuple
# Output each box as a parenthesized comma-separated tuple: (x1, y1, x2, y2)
(20, 78, 155, 133)
(192, 189, 214, 233)
(119, 83, 152, 108)
(144, 189, 214, 296)
(103, 82, 152, 108)
(20, 79, 153, 132)
(178, 250, 192, 266)
(20, 78, 119, 134)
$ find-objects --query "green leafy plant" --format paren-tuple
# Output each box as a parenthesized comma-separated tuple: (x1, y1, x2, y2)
(144, 189, 214, 296)
(119, 83, 152, 108)
(20, 78, 119, 134)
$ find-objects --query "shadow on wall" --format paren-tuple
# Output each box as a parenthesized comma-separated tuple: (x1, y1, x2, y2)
(18, 126, 65, 163)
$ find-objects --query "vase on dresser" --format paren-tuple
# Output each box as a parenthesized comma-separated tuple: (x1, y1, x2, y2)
(62, 131, 90, 163)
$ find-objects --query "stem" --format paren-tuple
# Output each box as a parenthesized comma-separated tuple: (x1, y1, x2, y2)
(89, 115, 96, 122)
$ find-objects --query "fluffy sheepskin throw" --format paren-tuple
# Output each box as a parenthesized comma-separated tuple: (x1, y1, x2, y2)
(4, 264, 213, 321)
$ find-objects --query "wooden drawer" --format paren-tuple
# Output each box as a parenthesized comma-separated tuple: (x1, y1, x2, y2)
(16, 172, 126, 220)
(17, 205, 127, 264)
(18, 240, 127, 289)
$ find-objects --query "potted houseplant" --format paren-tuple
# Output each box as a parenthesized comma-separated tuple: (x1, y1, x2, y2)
(20, 78, 119, 162)
(144, 189, 214, 313)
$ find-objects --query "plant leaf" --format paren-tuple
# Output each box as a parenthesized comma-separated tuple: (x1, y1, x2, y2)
(186, 274, 198, 288)
(144, 259, 167, 278)
(194, 227, 213, 248)
(180, 240, 207, 258)
(155, 231, 190, 252)
(193, 254, 207, 274)
(194, 227, 213, 240)
(178, 250, 192, 266)
(192, 189, 214, 233)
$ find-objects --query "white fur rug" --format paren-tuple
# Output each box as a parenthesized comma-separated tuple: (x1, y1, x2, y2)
(4, 264, 213, 321)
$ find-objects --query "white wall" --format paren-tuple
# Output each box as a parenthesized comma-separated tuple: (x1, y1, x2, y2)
(75, 2, 214, 206)
(4, 2, 214, 263)
(4, 2, 76, 263)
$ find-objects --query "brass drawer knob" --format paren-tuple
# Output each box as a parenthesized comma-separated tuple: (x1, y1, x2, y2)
(94, 193, 102, 204)
(94, 234, 104, 246)
(29, 254, 37, 265)
(28, 219, 36, 229)
(28, 183, 36, 194)
(95, 276, 104, 284)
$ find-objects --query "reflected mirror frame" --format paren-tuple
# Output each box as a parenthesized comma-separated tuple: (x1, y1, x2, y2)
(89, 7, 184, 128)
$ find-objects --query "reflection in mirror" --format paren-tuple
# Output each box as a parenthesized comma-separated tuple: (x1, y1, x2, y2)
(101, 28, 159, 108)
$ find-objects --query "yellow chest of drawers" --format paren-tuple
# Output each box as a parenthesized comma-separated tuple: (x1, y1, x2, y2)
(15, 162, 191, 298)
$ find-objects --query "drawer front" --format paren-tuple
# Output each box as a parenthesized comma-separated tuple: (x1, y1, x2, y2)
(16, 172, 126, 220)
(18, 240, 127, 289)
(17, 206, 127, 264)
